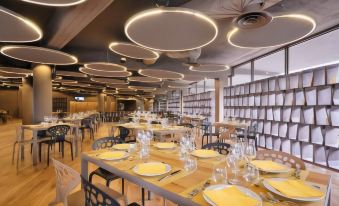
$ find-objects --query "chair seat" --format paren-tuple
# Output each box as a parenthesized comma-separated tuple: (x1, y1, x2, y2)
(91, 167, 121, 181)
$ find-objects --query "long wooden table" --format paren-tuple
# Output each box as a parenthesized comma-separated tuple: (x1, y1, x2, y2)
(81, 148, 332, 206)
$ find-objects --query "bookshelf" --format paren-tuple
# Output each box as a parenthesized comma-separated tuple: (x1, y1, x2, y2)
(183, 90, 215, 122)
(52, 97, 68, 112)
(224, 64, 339, 171)
(167, 90, 181, 114)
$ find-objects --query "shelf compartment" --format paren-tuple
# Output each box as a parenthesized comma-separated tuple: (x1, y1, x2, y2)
(273, 107, 281, 121)
(315, 106, 330, 125)
(284, 91, 294, 106)
(282, 107, 292, 122)
(295, 89, 305, 106)
(313, 68, 326, 86)
(271, 122, 279, 136)
(288, 123, 298, 140)
(302, 71, 313, 88)
(278, 76, 287, 90)
(266, 107, 273, 121)
(311, 126, 324, 145)
(264, 121, 271, 135)
(266, 136, 273, 149)
(291, 107, 302, 123)
(314, 146, 328, 166)
(268, 93, 276, 106)
(324, 127, 339, 148)
(328, 148, 339, 170)
(330, 106, 339, 126)
(303, 107, 315, 124)
(251, 108, 258, 119)
(249, 95, 255, 106)
(269, 78, 277, 92)
(281, 139, 291, 154)
(244, 84, 250, 94)
(254, 95, 261, 106)
(301, 143, 314, 162)
(273, 137, 281, 151)
(259, 135, 266, 147)
(297, 124, 310, 142)
(291, 141, 301, 158)
(317, 86, 332, 105)
(261, 80, 268, 92)
(289, 74, 300, 89)
(257, 121, 264, 133)
(256, 82, 262, 93)
(326, 65, 339, 84)
(305, 87, 317, 106)
(275, 92, 284, 106)
(261, 94, 268, 106)
(279, 123, 288, 138)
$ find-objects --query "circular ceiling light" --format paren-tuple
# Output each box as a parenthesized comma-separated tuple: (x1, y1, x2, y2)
(128, 86, 156, 91)
(21, 0, 87, 7)
(168, 85, 189, 89)
(0, 71, 27, 78)
(56, 70, 87, 78)
(127, 76, 161, 83)
(227, 14, 316, 48)
(62, 82, 91, 87)
(0, 67, 32, 75)
(181, 74, 205, 82)
(189, 64, 230, 72)
(0, 45, 78, 65)
(90, 77, 127, 84)
(79, 67, 132, 77)
(107, 84, 129, 89)
(0, 7, 42, 42)
(54, 79, 78, 84)
(84, 62, 127, 72)
(125, 7, 218, 51)
(138, 69, 183, 80)
(109, 42, 159, 60)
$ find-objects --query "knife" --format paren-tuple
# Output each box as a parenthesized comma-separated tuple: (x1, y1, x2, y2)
(158, 169, 181, 181)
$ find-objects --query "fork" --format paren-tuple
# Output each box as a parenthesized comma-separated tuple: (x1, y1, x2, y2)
(188, 180, 211, 198)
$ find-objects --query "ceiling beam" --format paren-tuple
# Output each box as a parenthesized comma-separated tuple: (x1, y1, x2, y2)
(46, 0, 113, 49)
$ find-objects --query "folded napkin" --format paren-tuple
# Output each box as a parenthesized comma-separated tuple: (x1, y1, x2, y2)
(267, 179, 324, 198)
(203, 186, 260, 206)
(98, 151, 126, 159)
(137, 163, 167, 175)
(192, 149, 218, 158)
(251, 160, 286, 171)
(155, 142, 176, 149)
(113, 144, 131, 150)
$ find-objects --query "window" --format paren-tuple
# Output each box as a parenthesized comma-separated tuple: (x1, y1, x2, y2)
(197, 80, 204, 93)
(254, 50, 285, 80)
(205, 79, 215, 92)
(232, 63, 251, 85)
(289, 29, 339, 73)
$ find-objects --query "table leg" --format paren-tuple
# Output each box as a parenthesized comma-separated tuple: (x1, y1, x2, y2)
(81, 156, 89, 180)
(74, 126, 79, 158)
(20, 128, 25, 160)
(32, 130, 38, 166)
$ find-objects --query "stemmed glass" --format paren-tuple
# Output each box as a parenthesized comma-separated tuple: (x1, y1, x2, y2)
(212, 165, 228, 184)
(244, 140, 256, 161)
(243, 164, 260, 186)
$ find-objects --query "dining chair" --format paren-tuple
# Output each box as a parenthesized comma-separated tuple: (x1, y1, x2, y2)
(40, 125, 73, 166)
(202, 142, 231, 155)
(218, 125, 236, 143)
(80, 176, 140, 206)
(80, 118, 95, 141)
(256, 150, 306, 170)
(89, 137, 125, 191)
(201, 122, 220, 146)
(50, 158, 81, 206)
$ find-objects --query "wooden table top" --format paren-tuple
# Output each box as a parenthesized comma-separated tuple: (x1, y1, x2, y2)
(21, 122, 77, 130)
(110, 123, 188, 133)
(82, 147, 331, 206)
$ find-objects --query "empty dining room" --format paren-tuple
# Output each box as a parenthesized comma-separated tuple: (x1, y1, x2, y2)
(1, 0, 339, 206)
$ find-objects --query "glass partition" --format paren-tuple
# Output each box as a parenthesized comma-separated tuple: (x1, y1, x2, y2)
(254, 50, 285, 80)
(232, 62, 251, 85)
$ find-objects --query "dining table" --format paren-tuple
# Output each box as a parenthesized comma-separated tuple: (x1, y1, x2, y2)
(21, 122, 80, 165)
(81, 146, 332, 206)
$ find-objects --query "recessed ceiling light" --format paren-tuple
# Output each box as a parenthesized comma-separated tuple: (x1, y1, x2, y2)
(21, 0, 87, 7)
(188, 64, 230, 72)
(84, 62, 127, 72)
(0, 45, 78, 65)
(125, 7, 218, 51)
(109, 42, 160, 60)
(127, 76, 162, 83)
(79, 67, 132, 77)
(90, 78, 127, 84)
(0, 7, 42, 42)
(227, 14, 316, 48)
(138, 69, 184, 80)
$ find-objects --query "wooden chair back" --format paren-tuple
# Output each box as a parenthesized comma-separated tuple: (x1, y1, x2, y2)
(256, 150, 306, 170)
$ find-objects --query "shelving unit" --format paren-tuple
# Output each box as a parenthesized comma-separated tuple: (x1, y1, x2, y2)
(167, 90, 181, 114)
(224, 64, 339, 171)
(183, 90, 215, 122)
(52, 97, 68, 112)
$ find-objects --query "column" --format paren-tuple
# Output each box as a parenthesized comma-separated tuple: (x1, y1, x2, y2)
(214, 78, 225, 122)
(98, 92, 105, 112)
(106, 95, 112, 112)
(18, 86, 23, 118)
(22, 77, 34, 125)
(33, 65, 52, 123)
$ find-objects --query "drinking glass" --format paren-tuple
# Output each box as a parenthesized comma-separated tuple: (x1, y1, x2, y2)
(244, 140, 256, 162)
(212, 165, 228, 184)
(184, 156, 197, 172)
(226, 155, 241, 185)
(243, 165, 260, 185)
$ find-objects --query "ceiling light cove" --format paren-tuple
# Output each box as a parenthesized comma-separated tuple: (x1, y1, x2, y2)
(138, 69, 184, 80)
(84, 62, 127, 72)
(109, 42, 159, 60)
(0, 7, 42, 42)
(125, 7, 218, 52)
(189, 64, 230, 72)
(127, 76, 162, 83)
(227, 14, 316, 49)
(0, 46, 78, 65)
(128, 86, 156, 91)
(79, 67, 132, 77)
(21, 0, 87, 7)
(0, 67, 32, 75)
(90, 78, 127, 85)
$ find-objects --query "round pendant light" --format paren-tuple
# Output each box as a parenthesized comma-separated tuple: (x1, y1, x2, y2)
(109, 42, 159, 60)
(90, 77, 127, 84)
(62, 82, 91, 87)
(0, 71, 27, 78)
(84, 62, 127, 72)
(53, 79, 78, 84)
(125, 7, 218, 51)
(138, 69, 183, 80)
(127, 76, 161, 83)
(168, 85, 189, 89)
(181, 74, 205, 82)
(188, 64, 230, 72)
(56, 70, 87, 78)
(79, 67, 132, 77)
(0, 67, 32, 75)
(107, 84, 129, 89)
(0, 45, 78, 65)
(128, 86, 156, 91)
(0, 7, 42, 42)
(21, 0, 87, 7)
(227, 14, 316, 48)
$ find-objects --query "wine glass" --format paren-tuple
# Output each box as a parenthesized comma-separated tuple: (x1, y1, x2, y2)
(244, 140, 257, 162)
(226, 154, 241, 185)
(212, 165, 228, 184)
(243, 165, 260, 186)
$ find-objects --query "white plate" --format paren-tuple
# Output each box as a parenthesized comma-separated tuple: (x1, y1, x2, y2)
(262, 178, 325, 202)
(203, 184, 262, 206)
(133, 162, 171, 177)
(97, 151, 129, 161)
(191, 150, 219, 158)
(154, 143, 176, 150)
(112, 143, 135, 151)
